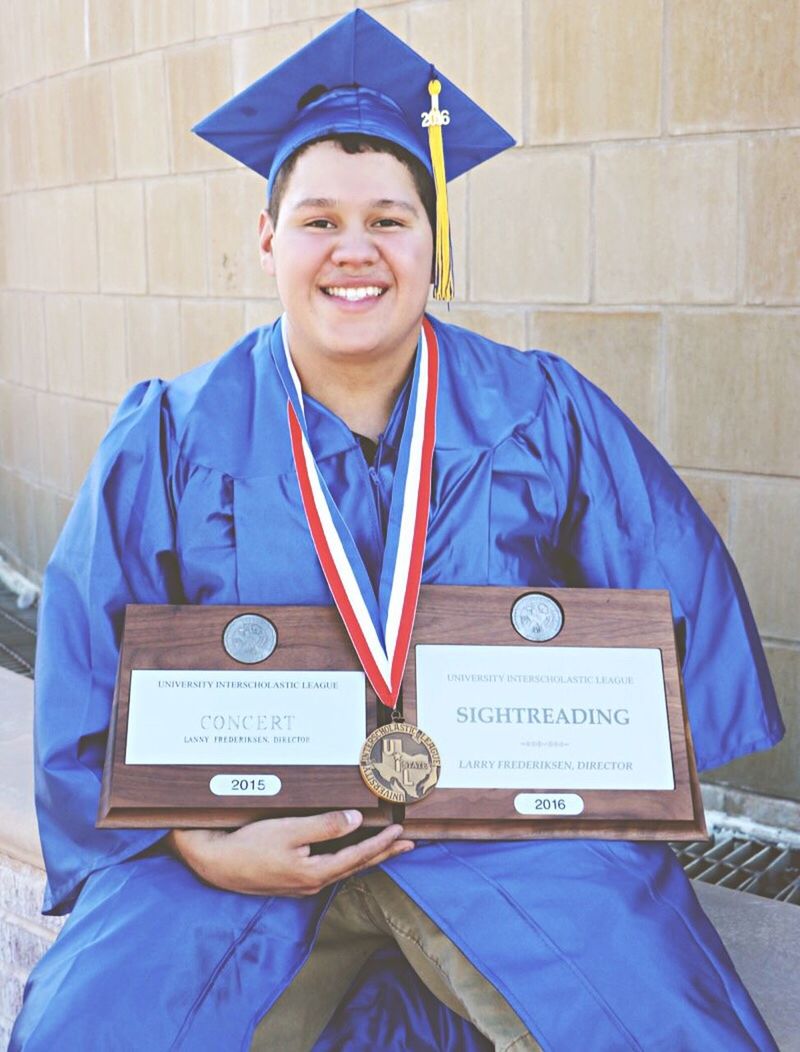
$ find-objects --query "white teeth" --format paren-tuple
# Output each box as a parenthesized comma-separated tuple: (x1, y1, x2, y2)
(324, 285, 384, 301)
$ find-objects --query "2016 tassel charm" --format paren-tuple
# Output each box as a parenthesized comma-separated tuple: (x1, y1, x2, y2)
(421, 78, 454, 302)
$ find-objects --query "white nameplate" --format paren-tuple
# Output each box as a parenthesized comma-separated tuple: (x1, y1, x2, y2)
(126, 669, 366, 766)
(514, 793, 585, 816)
(415, 645, 674, 791)
(209, 774, 282, 796)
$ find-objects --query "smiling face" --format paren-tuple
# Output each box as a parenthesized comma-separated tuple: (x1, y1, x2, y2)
(259, 140, 434, 379)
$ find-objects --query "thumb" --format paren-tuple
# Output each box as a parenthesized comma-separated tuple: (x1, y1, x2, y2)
(291, 810, 363, 846)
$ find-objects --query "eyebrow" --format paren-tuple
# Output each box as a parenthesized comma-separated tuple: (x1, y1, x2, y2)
(291, 197, 420, 216)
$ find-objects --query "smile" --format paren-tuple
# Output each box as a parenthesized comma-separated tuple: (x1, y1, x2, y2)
(321, 286, 387, 301)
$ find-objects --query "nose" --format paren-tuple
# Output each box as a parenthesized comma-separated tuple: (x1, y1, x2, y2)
(329, 223, 380, 268)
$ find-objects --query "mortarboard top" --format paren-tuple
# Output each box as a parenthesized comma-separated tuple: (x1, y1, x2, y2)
(192, 8, 516, 300)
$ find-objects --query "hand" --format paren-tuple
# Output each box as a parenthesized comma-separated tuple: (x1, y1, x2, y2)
(166, 810, 414, 897)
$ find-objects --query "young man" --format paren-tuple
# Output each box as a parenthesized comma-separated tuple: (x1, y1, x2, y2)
(12, 11, 783, 1051)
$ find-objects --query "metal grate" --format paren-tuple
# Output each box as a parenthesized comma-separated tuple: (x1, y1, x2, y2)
(672, 834, 800, 906)
(0, 583, 37, 678)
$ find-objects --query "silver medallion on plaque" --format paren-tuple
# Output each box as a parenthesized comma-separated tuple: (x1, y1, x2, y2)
(222, 614, 277, 664)
(511, 593, 563, 642)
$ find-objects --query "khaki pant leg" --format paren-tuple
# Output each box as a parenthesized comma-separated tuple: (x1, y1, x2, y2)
(250, 882, 390, 1052)
(359, 870, 542, 1052)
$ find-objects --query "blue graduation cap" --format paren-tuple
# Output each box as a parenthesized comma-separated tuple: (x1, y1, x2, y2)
(192, 8, 515, 300)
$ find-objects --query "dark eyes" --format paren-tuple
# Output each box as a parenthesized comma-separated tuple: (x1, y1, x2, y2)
(302, 217, 405, 229)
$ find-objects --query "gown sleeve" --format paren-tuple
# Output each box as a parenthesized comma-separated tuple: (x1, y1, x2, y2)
(34, 380, 184, 914)
(535, 352, 784, 771)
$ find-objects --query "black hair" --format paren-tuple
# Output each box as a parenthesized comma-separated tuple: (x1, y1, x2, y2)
(267, 132, 436, 233)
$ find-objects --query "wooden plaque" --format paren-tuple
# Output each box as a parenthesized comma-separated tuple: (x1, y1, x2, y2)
(98, 586, 706, 841)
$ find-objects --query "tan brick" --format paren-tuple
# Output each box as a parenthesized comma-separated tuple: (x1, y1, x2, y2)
(428, 306, 526, 349)
(528, 311, 661, 441)
(232, 23, 313, 92)
(731, 480, 800, 640)
(670, 0, 800, 133)
(33, 484, 62, 573)
(744, 136, 800, 305)
(270, 0, 352, 25)
(133, 0, 193, 50)
(111, 54, 170, 177)
(146, 178, 207, 295)
(30, 79, 71, 188)
(0, 469, 15, 550)
(0, 294, 16, 382)
(180, 300, 246, 372)
(207, 169, 271, 298)
(56, 188, 98, 293)
(67, 398, 109, 494)
(3, 198, 27, 290)
(125, 298, 181, 383)
(0, 383, 13, 465)
(8, 472, 37, 572)
(15, 294, 48, 391)
(194, 0, 273, 37)
(45, 295, 83, 397)
(42, 0, 86, 75)
(595, 142, 737, 304)
(471, 149, 590, 303)
(5, 89, 37, 191)
(706, 645, 799, 795)
(243, 299, 282, 333)
(87, 0, 134, 61)
(10, 384, 40, 479)
(676, 471, 732, 544)
(97, 182, 147, 294)
(24, 190, 61, 292)
(167, 43, 234, 174)
(665, 312, 800, 475)
(352, 4, 407, 39)
(529, 0, 661, 144)
(0, 294, 22, 385)
(409, 0, 523, 143)
(81, 296, 128, 403)
(65, 68, 116, 184)
(36, 393, 70, 491)
(0, 100, 9, 196)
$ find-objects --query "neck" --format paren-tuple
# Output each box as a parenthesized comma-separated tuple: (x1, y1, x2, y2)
(286, 324, 422, 442)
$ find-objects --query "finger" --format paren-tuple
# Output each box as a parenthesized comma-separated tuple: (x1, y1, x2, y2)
(285, 810, 364, 847)
(303, 825, 407, 884)
(339, 840, 415, 881)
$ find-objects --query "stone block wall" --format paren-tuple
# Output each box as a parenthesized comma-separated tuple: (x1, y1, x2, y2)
(0, 0, 798, 801)
(0, 852, 63, 1046)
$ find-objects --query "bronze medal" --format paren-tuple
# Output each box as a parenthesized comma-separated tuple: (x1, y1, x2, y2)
(359, 721, 441, 804)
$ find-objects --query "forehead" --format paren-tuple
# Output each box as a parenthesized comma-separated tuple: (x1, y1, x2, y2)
(281, 140, 422, 204)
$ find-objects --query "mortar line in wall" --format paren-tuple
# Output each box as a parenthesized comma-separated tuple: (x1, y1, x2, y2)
(4, 287, 800, 316)
(661, 0, 671, 137)
(727, 468, 737, 551)
(588, 148, 596, 305)
(736, 137, 746, 305)
(762, 637, 800, 651)
(521, 0, 531, 146)
(3, 128, 800, 200)
(657, 307, 669, 451)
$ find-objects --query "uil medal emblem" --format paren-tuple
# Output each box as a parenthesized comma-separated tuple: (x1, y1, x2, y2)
(359, 722, 440, 804)
(222, 614, 277, 664)
(511, 593, 564, 642)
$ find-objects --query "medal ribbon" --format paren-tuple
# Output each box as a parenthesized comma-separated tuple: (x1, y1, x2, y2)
(272, 315, 439, 710)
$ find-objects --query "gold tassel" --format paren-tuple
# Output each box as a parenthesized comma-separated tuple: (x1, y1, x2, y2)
(425, 78, 454, 302)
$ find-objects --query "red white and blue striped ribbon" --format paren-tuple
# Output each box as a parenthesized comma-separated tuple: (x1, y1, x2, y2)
(272, 315, 439, 710)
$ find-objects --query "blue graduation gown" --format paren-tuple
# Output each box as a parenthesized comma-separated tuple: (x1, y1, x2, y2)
(13, 317, 783, 1050)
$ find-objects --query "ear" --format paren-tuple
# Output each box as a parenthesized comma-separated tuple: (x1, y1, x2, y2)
(258, 209, 277, 276)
